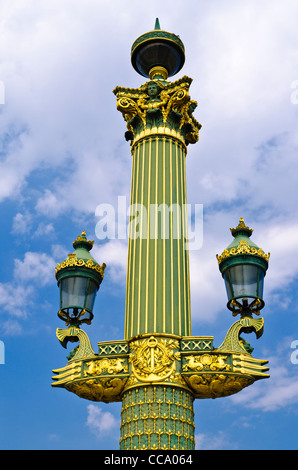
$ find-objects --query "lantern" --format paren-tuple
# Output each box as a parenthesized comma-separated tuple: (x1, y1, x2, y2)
(217, 218, 270, 316)
(55, 231, 106, 326)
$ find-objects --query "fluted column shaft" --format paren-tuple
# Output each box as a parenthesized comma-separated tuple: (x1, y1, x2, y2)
(125, 135, 191, 339)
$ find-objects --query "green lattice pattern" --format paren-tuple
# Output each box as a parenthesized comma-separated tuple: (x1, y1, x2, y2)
(120, 385, 195, 450)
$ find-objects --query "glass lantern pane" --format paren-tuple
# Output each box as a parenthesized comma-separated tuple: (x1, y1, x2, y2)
(60, 277, 88, 310)
(224, 265, 264, 301)
(85, 280, 98, 312)
(224, 270, 234, 300)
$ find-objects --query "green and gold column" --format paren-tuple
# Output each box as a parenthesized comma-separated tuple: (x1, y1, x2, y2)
(120, 386, 195, 450)
(113, 20, 201, 450)
(125, 135, 191, 338)
(52, 20, 271, 451)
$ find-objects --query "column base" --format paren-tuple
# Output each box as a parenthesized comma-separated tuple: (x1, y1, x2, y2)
(120, 385, 195, 450)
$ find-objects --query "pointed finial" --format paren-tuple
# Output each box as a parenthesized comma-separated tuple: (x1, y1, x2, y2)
(131, 19, 185, 78)
(230, 217, 253, 238)
(154, 18, 161, 30)
(72, 231, 94, 250)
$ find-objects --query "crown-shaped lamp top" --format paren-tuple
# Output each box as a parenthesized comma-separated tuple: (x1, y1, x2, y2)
(217, 218, 270, 269)
(72, 230, 94, 251)
(55, 231, 106, 284)
(131, 18, 185, 80)
(230, 217, 253, 238)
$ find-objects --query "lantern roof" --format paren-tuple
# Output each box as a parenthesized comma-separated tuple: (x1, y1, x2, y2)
(55, 231, 106, 283)
(216, 218, 270, 268)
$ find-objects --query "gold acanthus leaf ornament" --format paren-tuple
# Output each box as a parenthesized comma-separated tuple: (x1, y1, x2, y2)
(216, 240, 270, 264)
(55, 253, 106, 277)
(113, 76, 201, 145)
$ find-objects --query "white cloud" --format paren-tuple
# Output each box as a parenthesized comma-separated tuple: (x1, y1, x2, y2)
(34, 222, 54, 237)
(195, 430, 232, 450)
(1, 0, 298, 330)
(0, 282, 33, 318)
(86, 404, 120, 438)
(14, 251, 56, 286)
(84, 211, 298, 324)
(0, 0, 293, 213)
(260, 221, 298, 309)
(187, 211, 298, 323)
(11, 211, 33, 235)
(92, 239, 128, 287)
(51, 244, 68, 262)
(0, 0, 297, 236)
(1, 319, 23, 336)
(0, 250, 57, 332)
(35, 190, 67, 218)
(230, 342, 298, 412)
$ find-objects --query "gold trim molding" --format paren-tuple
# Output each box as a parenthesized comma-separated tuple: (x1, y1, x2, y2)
(55, 253, 106, 277)
(131, 127, 187, 153)
(216, 240, 270, 264)
(149, 66, 168, 80)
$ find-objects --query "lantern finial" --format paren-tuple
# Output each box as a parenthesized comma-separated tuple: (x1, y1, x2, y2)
(230, 217, 253, 238)
(55, 231, 106, 326)
(217, 218, 269, 317)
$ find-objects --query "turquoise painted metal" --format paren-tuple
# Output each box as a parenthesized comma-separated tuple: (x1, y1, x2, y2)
(52, 20, 270, 451)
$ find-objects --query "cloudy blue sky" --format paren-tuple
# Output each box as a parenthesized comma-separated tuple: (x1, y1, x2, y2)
(0, 0, 298, 450)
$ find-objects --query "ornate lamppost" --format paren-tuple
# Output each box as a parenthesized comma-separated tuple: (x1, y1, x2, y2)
(52, 20, 270, 450)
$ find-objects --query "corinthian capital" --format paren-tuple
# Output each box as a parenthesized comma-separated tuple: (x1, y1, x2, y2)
(113, 76, 201, 146)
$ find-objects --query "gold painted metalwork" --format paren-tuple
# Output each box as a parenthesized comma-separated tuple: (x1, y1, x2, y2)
(131, 127, 187, 152)
(52, 361, 82, 386)
(56, 326, 96, 361)
(129, 335, 181, 383)
(216, 316, 264, 354)
(216, 217, 270, 264)
(232, 354, 269, 377)
(149, 66, 168, 80)
(182, 354, 231, 372)
(230, 217, 252, 235)
(113, 75, 201, 147)
(216, 240, 270, 264)
(53, 319, 269, 404)
(230, 297, 263, 317)
(73, 230, 94, 247)
(52, 328, 130, 402)
(84, 358, 128, 376)
(214, 316, 269, 379)
(184, 374, 254, 399)
(66, 377, 128, 403)
(55, 253, 106, 277)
